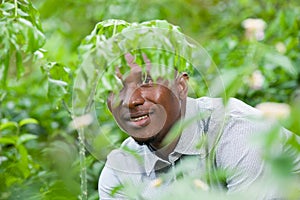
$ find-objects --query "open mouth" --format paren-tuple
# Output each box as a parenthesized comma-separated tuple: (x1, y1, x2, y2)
(130, 114, 149, 122)
(127, 112, 153, 127)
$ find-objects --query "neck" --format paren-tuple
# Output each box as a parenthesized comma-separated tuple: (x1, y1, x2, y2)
(148, 136, 180, 160)
(148, 98, 187, 160)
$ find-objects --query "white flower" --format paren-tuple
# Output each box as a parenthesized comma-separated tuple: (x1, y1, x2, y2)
(255, 102, 291, 120)
(275, 42, 286, 54)
(71, 114, 93, 129)
(248, 70, 265, 90)
(242, 18, 266, 41)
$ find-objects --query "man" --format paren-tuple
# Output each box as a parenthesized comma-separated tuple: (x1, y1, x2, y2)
(94, 20, 300, 199)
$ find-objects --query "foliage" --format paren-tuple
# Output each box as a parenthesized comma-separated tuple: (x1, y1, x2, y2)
(76, 19, 212, 106)
(0, 0, 299, 199)
(0, 0, 45, 86)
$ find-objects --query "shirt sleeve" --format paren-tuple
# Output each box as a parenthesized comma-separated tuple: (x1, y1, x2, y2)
(98, 165, 126, 200)
(215, 116, 282, 199)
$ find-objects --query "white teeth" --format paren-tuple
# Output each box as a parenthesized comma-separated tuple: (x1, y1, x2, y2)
(131, 115, 148, 122)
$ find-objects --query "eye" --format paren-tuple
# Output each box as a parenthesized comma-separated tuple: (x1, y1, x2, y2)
(142, 76, 153, 85)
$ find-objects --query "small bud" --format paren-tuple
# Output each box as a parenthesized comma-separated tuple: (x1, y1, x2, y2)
(275, 42, 286, 54)
(193, 179, 209, 191)
(150, 178, 163, 187)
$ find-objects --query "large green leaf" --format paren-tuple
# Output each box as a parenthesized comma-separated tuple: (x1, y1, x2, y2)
(264, 53, 297, 77)
(19, 118, 39, 127)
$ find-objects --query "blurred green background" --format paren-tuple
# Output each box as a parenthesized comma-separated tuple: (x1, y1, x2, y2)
(0, 0, 299, 199)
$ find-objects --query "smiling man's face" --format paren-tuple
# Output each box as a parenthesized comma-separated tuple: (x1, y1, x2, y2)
(107, 64, 188, 147)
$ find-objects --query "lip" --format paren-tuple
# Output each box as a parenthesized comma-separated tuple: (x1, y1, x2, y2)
(122, 110, 150, 119)
(122, 110, 154, 127)
(130, 114, 151, 127)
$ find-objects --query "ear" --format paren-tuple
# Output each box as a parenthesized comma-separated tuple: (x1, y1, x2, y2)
(176, 72, 189, 100)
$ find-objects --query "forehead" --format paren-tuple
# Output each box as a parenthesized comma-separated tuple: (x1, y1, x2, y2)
(114, 52, 178, 82)
(116, 65, 177, 82)
(117, 66, 144, 81)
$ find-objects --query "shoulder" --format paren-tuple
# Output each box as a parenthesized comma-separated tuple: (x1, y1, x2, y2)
(208, 97, 268, 135)
(226, 98, 262, 118)
(105, 137, 145, 173)
(99, 137, 144, 199)
(190, 97, 263, 129)
(194, 97, 269, 152)
(193, 97, 261, 117)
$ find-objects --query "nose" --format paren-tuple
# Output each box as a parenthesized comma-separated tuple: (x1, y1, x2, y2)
(122, 87, 145, 108)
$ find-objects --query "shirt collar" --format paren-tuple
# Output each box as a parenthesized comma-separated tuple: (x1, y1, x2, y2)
(144, 97, 212, 176)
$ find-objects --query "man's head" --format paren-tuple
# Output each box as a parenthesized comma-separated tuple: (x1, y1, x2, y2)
(76, 19, 209, 147)
(74, 19, 217, 159)
(107, 54, 189, 147)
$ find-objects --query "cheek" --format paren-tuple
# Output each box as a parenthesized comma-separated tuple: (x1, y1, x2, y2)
(108, 94, 121, 108)
(111, 109, 128, 132)
(148, 87, 181, 114)
(159, 87, 180, 105)
(111, 108, 122, 123)
(107, 101, 122, 123)
(148, 85, 177, 100)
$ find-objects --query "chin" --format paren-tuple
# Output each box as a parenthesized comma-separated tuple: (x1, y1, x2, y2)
(133, 135, 157, 145)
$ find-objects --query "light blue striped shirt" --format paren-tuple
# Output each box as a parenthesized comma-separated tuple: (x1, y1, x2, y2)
(99, 97, 300, 199)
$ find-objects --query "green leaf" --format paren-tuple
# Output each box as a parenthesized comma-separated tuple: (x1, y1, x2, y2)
(16, 51, 24, 79)
(17, 9, 29, 17)
(18, 17, 33, 28)
(265, 53, 297, 77)
(0, 89, 7, 101)
(42, 62, 71, 82)
(0, 50, 10, 87)
(41, 62, 72, 108)
(0, 0, 45, 87)
(1, 2, 15, 11)
(285, 102, 300, 136)
(0, 121, 18, 130)
(17, 134, 38, 145)
(0, 137, 16, 145)
(19, 118, 39, 127)
(48, 78, 68, 98)
(16, 144, 30, 178)
(47, 78, 68, 107)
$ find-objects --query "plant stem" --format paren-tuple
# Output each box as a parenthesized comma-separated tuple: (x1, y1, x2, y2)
(78, 128, 88, 200)
(14, 0, 18, 17)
